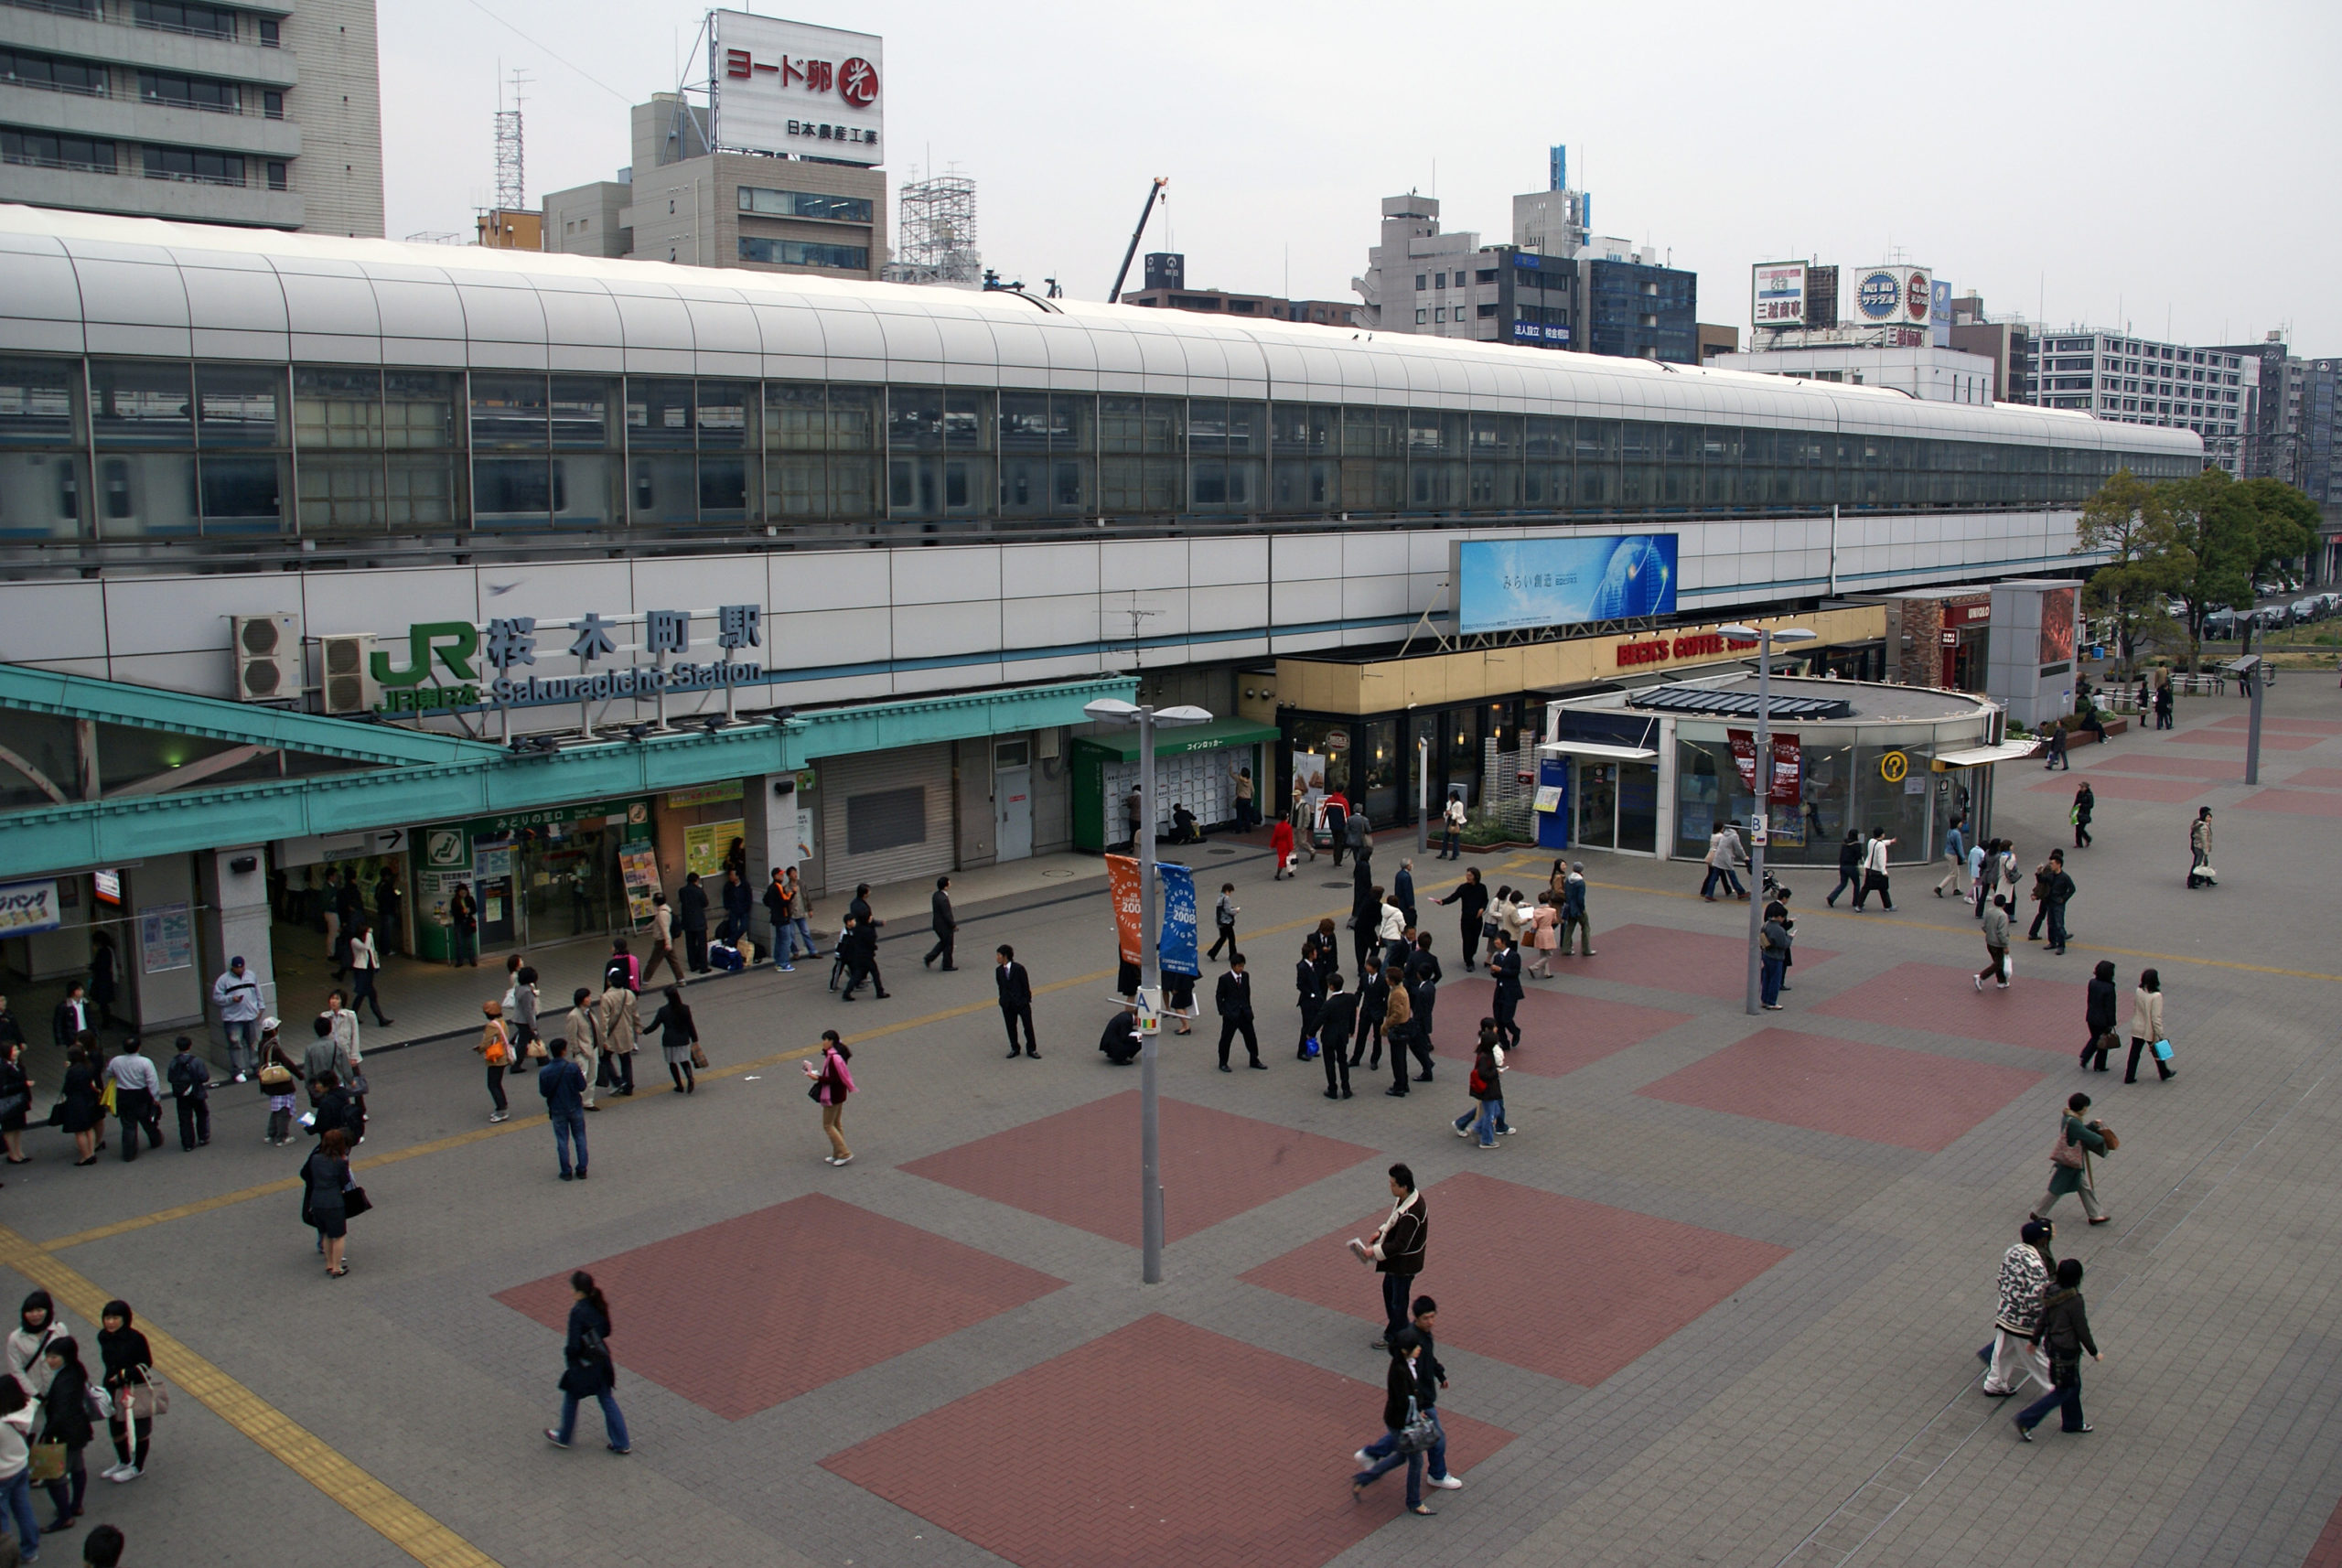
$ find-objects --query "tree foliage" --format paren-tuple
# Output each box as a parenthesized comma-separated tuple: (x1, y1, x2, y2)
(2077, 468, 2320, 670)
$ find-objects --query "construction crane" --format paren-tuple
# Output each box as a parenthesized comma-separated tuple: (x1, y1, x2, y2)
(1106, 177, 1169, 304)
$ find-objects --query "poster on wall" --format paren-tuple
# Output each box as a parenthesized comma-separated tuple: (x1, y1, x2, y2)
(0, 880, 61, 937)
(1727, 729, 1802, 803)
(618, 844, 661, 929)
(2038, 588, 2077, 671)
(1453, 535, 1678, 635)
(138, 901, 193, 973)
(1290, 752, 1327, 812)
(683, 819, 747, 879)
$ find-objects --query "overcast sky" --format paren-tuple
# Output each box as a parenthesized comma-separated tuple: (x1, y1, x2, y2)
(385, 0, 2341, 349)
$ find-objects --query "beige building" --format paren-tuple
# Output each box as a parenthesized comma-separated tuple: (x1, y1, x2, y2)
(541, 94, 884, 280)
(0, 0, 382, 234)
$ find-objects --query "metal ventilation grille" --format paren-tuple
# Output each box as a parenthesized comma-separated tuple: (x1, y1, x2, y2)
(241, 618, 283, 655)
(242, 657, 284, 695)
(1625, 687, 1853, 720)
(325, 638, 364, 675)
(326, 673, 366, 710)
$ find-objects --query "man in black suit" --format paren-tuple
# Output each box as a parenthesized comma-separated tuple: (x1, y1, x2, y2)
(1317, 973, 1357, 1100)
(53, 980, 91, 1050)
(926, 876, 958, 970)
(678, 872, 711, 973)
(1488, 930, 1523, 1052)
(838, 915, 888, 1000)
(1404, 933, 1444, 1084)
(1215, 953, 1261, 1071)
(995, 943, 1037, 1058)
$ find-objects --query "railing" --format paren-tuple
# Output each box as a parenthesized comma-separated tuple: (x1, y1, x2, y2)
(0, 75, 108, 100)
(1, 149, 119, 175)
(141, 166, 246, 187)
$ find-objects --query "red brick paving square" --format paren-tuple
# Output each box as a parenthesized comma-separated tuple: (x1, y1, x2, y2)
(1432, 974, 1692, 1076)
(822, 1314, 1513, 1566)
(1555, 922, 1838, 1001)
(2285, 768, 2342, 790)
(1636, 1028, 2043, 1152)
(2210, 715, 2342, 735)
(1811, 961, 2090, 1053)
(2165, 729, 2325, 750)
(900, 1091, 1378, 1245)
(2303, 1491, 2342, 1568)
(1241, 1172, 1789, 1387)
(2236, 789, 2342, 818)
(495, 1194, 1063, 1420)
(2092, 755, 2251, 779)
(2028, 773, 2210, 802)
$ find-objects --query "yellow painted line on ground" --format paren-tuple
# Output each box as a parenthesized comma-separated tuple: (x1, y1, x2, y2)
(0, 1225, 501, 1568)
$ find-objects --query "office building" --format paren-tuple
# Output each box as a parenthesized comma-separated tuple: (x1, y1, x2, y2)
(1124, 252, 1358, 327)
(2205, 335, 2303, 482)
(2023, 328, 2248, 455)
(544, 177, 630, 260)
(1580, 238, 1696, 363)
(1696, 325, 1738, 364)
(1948, 295, 2025, 403)
(0, 0, 382, 235)
(1714, 343, 1997, 404)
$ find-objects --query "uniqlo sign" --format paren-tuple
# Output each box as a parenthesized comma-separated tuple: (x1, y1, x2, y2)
(709, 11, 883, 166)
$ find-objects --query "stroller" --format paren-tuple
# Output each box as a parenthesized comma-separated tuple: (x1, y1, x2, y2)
(827, 920, 854, 990)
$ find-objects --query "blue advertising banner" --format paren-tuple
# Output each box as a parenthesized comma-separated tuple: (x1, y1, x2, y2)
(1155, 862, 1200, 979)
(1453, 534, 1678, 635)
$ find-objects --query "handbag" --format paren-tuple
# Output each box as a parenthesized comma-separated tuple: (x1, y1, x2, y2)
(348, 1070, 370, 1096)
(2152, 1038, 2174, 1063)
(0, 1090, 26, 1122)
(27, 1438, 65, 1483)
(258, 1059, 294, 1087)
(689, 1040, 709, 1070)
(2050, 1120, 2086, 1169)
(119, 1366, 169, 1419)
(1394, 1396, 1439, 1455)
(342, 1184, 372, 1219)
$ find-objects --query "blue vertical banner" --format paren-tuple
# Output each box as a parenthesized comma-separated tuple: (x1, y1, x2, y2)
(1155, 862, 1199, 979)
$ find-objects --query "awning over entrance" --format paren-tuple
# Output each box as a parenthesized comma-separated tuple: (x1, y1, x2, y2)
(1538, 740, 1659, 763)
(1071, 717, 1281, 762)
(1932, 739, 2039, 768)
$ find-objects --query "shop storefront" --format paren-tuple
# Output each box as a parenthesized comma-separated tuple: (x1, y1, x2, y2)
(1070, 719, 1280, 851)
(1544, 675, 2014, 868)
(408, 796, 655, 960)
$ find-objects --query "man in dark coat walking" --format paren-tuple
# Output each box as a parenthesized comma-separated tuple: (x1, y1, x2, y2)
(995, 943, 1037, 1058)
(1215, 953, 1261, 1070)
(926, 876, 958, 970)
(1436, 867, 1489, 968)
(1317, 973, 1357, 1099)
(678, 872, 711, 973)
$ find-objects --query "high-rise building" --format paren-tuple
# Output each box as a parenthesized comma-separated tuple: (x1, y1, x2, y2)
(2022, 328, 2248, 456)
(0, 0, 383, 235)
(2205, 335, 2303, 482)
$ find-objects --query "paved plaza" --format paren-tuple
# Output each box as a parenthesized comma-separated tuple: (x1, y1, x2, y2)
(8, 682, 2342, 1568)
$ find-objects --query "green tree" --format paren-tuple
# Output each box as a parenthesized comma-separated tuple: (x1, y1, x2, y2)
(2156, 469, 2259, 669)
(2237, 478, 2320, 588)
(2075, 468, 2181, 671)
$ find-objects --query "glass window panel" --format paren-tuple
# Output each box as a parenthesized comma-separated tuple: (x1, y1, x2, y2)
(475, 457, 552, 525)
(999, 455, 1048, 514)
(469, 373, 546, 450)
(626, 378, 694, 450)
(1407, 408, 1447, 455)
(997, 392, 1052, 452)
(942, 389, 989, 450)
(0, 358, 80, 446)
(828, 384, 878, 452)
(1525, 414, 1565, 459)
(90, 360, 191, 446)
(1223, 403, 1262, 455)
(1050, 456, 1089, 512)
(1187, 398, 1229, 454)
(553, 454, 618, 527)
(766, 455, 825, 518)
(550, 376, 616, 449)
(831, 456, 879, 517)
(694, 381, 751, 449)
(1143, 397, 1184, 454)
(888, 385, 942, 451)
(297, 452, 384, 532)
(629, 455, 696, 522)
(1049, 392, 1092, 452)
(95, 451, 197, 536)
(295, 367, 381, 450)
(1620, 421, 1658, 461)
(198, 453, 283, 529)
(0, 452, 85, 537)
(385, 455, 455, 526)
(383, 372, 457, 449)
(196, 363, 282, 447)
(764, 382, 827, 451)
(697, 455, 750, 520)
(1099, 395, 1143, 454)
(1470, 412, 1522, 457)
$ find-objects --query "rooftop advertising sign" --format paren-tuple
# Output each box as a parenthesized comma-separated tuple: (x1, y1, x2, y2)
(709, 11, 883, 166)
(1453, 535, 1678, 636)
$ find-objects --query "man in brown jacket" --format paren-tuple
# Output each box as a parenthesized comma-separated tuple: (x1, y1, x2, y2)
(1349, 1163, 1428, 1350)
(596, 981, 641, 1097)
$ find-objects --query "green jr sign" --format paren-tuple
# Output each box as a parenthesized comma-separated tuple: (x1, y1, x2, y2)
(371, 621, 481, 712)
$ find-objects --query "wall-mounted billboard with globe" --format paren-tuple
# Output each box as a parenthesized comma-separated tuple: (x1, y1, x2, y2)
(1451, 534, 1678, 635)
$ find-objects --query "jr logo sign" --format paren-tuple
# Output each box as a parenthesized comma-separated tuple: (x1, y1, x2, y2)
(371, 622, 480, 688)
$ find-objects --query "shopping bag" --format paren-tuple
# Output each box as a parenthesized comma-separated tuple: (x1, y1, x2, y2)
(28, 1439, 65, 1482)
(1302, 1036, 1321, 1060)
(2000, 952, 2013, 983)
(2152, 1038, 2174, 1063)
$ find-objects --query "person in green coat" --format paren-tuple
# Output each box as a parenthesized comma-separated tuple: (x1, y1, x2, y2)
(2032, 1091, 2111, 1225)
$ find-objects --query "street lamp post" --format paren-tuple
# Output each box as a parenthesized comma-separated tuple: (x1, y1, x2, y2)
(1084, 695, 1213, 1285)
(1720, 624, 1816, 1016)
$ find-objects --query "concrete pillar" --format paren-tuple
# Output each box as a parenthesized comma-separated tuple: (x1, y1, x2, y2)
(742, 773, 802, 952)
(123, 854, 204, 1033)
(199, 846, 275, 1042)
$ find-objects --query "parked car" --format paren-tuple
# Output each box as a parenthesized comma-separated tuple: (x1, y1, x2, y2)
(2202, 608, 2240, 639)
(2293, 596, 2327, 624)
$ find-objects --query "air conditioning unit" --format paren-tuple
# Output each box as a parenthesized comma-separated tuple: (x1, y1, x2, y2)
(230, 614, 301, 703)
(320, 633, 378, 715)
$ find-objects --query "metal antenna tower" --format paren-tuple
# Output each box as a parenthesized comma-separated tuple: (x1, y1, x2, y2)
(493, 68, 532, 212)
(890, 171, 981, 286)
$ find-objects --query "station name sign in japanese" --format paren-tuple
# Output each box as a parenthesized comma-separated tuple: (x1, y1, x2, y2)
(709, 10, 883, 166)
(1452, 534, 1679, 636)
(369, 606, 768, 714)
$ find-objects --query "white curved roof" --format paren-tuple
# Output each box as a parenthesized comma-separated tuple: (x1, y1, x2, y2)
(0, 203, 2198, 461)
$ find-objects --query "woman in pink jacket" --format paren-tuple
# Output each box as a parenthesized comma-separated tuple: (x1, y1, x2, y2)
(804, 1031, 856, 1166)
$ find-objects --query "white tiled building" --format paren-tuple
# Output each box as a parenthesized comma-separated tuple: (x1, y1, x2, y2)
(2025, 329, 2249, 454)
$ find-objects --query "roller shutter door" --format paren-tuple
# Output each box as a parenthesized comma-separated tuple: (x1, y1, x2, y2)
(817, 743, 956, 891)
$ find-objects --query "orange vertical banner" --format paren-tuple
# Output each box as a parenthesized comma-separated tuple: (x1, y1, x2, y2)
(1105, 854, 1144, 970)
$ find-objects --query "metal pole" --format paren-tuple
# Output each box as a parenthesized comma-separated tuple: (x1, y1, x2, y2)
(2244, 666, 2264, 785)
(1416, 735, 1429, 854)
(1137, 706, 1165, 1285)
(1745, 630, 1770, 1016)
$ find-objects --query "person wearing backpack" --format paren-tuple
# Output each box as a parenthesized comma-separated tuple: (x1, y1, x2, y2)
(2032, 1091, 2112, 1226)
(544, 1272, 628, 1455)
(804, 1030, 854, 1166)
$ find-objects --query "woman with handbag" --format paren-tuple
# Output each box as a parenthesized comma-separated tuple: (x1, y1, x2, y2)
(803, 1030, 854, 1166)
(1349, 1329, 1435, 1516)
(8, 1293, 65, 1398)
(2032, 1091, 2112, 1227)
(257, 1021, 303, 1145)
(475, 1000, 513, 1124)
(2123, 968, 2173, 1085)
(544, 1272, 629, 1455)
(648, 987, 700, 1096)
(35, 1334, 94, 1530)
(508, 966, 544, 1077)
(94, 1299, 154, 1483)
(59, 1044, 103, 1165)
(0, 1038, 30, 1165)
(300, 1127, 355, 1277)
